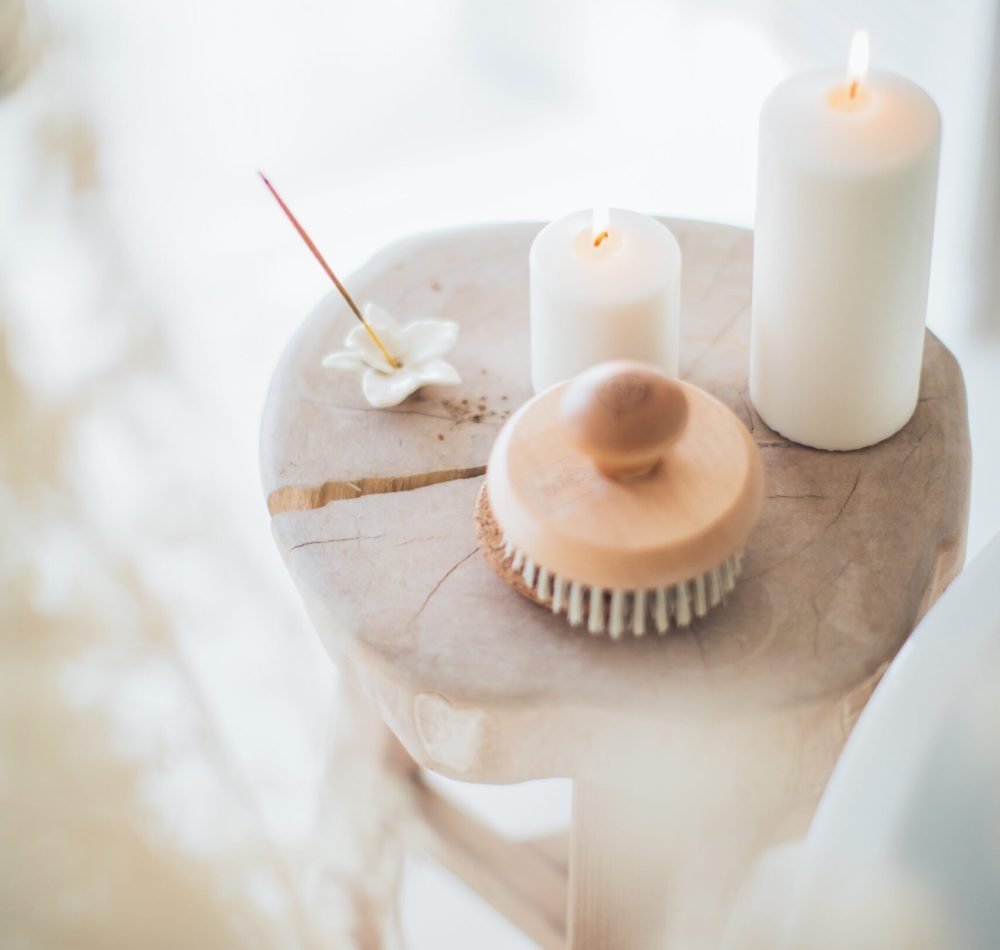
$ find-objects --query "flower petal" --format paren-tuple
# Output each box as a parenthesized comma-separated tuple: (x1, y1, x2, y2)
(400, 319, 459, 364)
(363, 303, 407, 358)
(364, 302, 400, 334)
(362, 367, 422, 408)
(322, 350, 365, 372)
(344, 323, 400, 373)
(413, 358, 461, 387)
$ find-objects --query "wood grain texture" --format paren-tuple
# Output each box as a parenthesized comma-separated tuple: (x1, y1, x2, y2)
(261, 220, 970, 785)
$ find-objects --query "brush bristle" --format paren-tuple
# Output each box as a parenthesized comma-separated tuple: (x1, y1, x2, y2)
(498, 533, 744, 636)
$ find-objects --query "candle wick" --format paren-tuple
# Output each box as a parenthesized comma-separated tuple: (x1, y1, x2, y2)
(593, 230, 610, 248)
(848, 79, 859, 100)
(258, 171, 401, 369)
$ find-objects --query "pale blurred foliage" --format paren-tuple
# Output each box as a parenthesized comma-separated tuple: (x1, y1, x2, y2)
(0, 0, 31, 91)
(0, 2, 338, 946)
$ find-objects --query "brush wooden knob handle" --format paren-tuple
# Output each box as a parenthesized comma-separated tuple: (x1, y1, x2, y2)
(560, 361, 689, 478)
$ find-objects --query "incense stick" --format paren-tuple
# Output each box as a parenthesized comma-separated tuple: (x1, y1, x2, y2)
(258, 172, 400, 368)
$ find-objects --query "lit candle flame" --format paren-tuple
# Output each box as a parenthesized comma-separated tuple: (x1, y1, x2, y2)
(847, 29, 870, 98)
(592, 206, 610, 247)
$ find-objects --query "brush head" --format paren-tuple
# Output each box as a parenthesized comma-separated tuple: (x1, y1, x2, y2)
(476, 361, 764, 632)
(475, 483, 744, 636)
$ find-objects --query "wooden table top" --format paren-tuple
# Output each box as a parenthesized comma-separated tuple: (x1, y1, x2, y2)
(261, 220, 970, 782)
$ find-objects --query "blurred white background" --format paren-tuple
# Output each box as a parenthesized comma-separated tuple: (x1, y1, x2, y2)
(1, 0, 997, 946)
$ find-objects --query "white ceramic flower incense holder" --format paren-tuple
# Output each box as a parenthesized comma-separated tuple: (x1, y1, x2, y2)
(323, 303, 461, 408)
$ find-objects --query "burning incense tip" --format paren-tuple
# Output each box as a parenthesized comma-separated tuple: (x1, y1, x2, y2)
(258, 170, 400, 369)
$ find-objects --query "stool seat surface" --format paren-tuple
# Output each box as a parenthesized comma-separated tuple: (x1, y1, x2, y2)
(261, 220, 969, 780)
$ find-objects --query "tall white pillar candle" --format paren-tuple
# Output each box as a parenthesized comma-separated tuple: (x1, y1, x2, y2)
(750, 32, 941, 450)
(530, 208, 681, 393)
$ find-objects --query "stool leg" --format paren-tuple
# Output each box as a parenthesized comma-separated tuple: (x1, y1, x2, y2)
(566, 710, 850, 950)
(306, 671, 419, 950)
(569, 770, 786, 950)
(568, 779, 676, 949)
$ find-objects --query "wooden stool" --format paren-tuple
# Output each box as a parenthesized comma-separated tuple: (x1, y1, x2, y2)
(260, 220, 970, 949)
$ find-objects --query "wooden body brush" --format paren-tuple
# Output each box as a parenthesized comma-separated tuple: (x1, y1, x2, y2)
(474, 360, 764, 638)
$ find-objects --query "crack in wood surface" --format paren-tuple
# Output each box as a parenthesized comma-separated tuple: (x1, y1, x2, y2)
(409, 547, 480, 627)
(743, 471, 862, 581)
(290, 533, 387, 552)
(268, 466, 486, 515)
(768, 492, 827, 501)
(302, 397, 466, 424)
(681, 297, 748, 381)
(897, 426, 932, 473)
(831, 471, 861, 524)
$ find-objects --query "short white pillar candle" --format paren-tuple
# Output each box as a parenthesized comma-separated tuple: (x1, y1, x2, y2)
(750, 31, 941, 450)
(529, 208, 682, 393)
